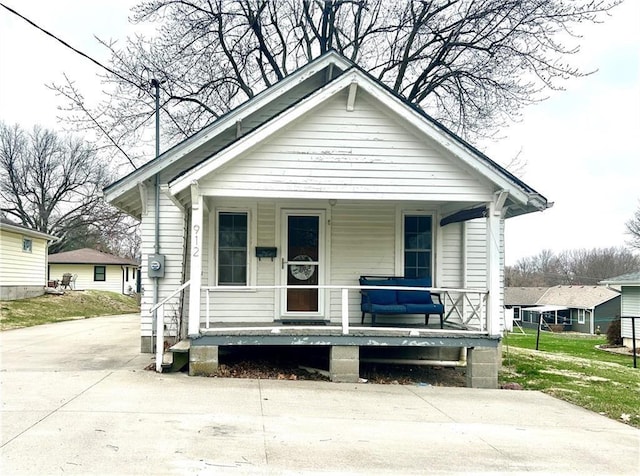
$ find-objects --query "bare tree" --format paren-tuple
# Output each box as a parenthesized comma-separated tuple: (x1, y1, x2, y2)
(0, 122, 137, 254)
(506, 246, 640, 286)
(626, 201, 640, 250)
(52, 0, 620, 170)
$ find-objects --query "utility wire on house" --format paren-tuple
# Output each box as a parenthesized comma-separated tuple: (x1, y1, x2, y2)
(0, 2, 136, 87)
(0, 2, 154, 170)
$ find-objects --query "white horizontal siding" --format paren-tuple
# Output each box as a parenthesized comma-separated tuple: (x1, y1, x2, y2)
(0, 229, 48, 286)
(199, 91, 493, 202)
(329, 202, 397, 321)
(440, 222, 463, 288)
(48, 264, 130, 294)
(140, 192, 186, 337)
(621, 286, 640, 338)
(198, 199, 276, 323)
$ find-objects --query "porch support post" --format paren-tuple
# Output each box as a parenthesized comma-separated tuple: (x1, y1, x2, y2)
(486, 191, 507, 335)
(188, 182, 203, 338)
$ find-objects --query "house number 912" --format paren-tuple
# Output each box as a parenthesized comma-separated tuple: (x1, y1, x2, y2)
(193, 224, 200, 257)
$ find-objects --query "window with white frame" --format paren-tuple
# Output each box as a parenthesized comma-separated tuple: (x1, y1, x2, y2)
(403, 214, 433, 279)
(577, 309, 585, 324)
(22, 237, 32, 253)
(217, 211, 248, 285)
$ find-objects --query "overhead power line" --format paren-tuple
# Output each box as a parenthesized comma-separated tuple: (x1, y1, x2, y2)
(0, 2, 138, 88)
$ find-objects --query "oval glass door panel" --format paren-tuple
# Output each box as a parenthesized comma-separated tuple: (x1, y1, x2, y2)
(286, 215, 319, 312)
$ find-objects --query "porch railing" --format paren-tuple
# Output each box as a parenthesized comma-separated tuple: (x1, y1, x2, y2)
(149, 282, 489, 372)
(201, 284, 489, 334)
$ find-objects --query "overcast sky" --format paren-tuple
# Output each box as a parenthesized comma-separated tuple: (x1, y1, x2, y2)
(1, 1, 638, 265)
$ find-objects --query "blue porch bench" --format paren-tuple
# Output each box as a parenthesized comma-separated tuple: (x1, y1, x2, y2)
(359, 276, 445, 328)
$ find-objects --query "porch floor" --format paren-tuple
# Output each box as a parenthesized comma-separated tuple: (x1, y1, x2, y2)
(194, 322, 499, 348)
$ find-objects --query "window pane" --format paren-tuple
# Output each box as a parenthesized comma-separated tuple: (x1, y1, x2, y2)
(218, 212, 248, 285)
(404, 215, 432, 279)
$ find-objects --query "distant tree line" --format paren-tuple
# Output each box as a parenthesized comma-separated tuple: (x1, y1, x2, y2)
(505, 247, 640, 287)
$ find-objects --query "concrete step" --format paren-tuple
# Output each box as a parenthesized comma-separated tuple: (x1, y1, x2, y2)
(161, 339, 191, 372)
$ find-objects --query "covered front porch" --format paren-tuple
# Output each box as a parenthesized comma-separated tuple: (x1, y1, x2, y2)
(153, 258, 502, 388)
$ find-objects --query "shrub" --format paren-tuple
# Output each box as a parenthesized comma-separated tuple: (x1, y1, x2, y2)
(606, 318, 622, 346)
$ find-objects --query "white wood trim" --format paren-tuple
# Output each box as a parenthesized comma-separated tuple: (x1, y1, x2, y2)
(188, 185, 203, 337)
(169, 74, 357, 195)
(105, 52, 352, 202)
(485, 200, 504, 336)
(394, 207, 437, 279)
(168, 69, 536, 208)
(212, 205, 257, 287)
(346, 81, 357, 112)
(278, 207, 328, 319)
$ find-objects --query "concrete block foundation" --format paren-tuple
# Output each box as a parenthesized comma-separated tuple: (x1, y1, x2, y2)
(189, 345, 219, 376)
(330, 345, 359, 383)
(466, 346, 500, 389)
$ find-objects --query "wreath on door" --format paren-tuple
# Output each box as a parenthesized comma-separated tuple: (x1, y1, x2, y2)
(290, 255, 315, 281)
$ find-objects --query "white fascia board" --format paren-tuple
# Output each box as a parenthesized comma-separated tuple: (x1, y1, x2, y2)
(104, 53, 352, 201)
(353, 78, 533, 206)
(169, 72, 359, 195)
(0, 223, 58, 241)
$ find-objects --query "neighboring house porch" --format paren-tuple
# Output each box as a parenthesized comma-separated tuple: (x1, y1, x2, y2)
(48, 248, 139, 295)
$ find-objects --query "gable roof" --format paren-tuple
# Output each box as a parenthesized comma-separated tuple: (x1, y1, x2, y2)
(507, 285, 620, 310)
(0, 218, 58, 241)
(105, 51, 549, 219)
(600, 271, 640, 286)
(505, 287, 549, 306)
(48, 248, 139, 266)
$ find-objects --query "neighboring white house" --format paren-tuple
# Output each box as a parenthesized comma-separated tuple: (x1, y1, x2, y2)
(0, 218, 58, 300)
(48, 248, 139, 295)
(601, 271, 640, 350)
(104, 51, 551, 386)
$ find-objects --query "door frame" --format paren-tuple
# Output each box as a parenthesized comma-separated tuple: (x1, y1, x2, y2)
(276, 206, 329, 320)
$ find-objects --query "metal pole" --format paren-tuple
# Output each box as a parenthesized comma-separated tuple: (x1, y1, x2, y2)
(151, 79, 161, 350)
(536, 313, 542, 351)
(632, 317, 637, 369)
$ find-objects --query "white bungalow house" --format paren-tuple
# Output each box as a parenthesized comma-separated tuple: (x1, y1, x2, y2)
(104, 52, 551, 387)
(0, 218, 58, 300)
(48, 248, 139, 295)
(601, 271, 640, 350)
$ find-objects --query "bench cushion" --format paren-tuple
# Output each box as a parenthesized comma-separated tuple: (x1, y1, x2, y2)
(365, 304, 407, 314)
(396, 278, 434, 305)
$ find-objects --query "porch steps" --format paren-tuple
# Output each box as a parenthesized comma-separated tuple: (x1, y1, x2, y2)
(161, 339, 191, 372)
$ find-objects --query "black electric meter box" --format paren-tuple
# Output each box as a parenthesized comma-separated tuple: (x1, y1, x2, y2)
(148, 254, 165, 278)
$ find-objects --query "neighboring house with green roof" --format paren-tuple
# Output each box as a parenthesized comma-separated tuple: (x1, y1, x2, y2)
(48, 248, 139, 295)
(601, 271, 640, 349)
(505, 285, 621, 334)
(0, 219, 58, 300)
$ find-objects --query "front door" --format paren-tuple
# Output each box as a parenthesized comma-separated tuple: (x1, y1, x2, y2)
(281, 211, 324, 317)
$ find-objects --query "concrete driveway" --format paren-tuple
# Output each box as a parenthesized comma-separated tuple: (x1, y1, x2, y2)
(1, 314, 638, 475)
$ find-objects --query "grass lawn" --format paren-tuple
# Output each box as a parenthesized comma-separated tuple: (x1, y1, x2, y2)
(0, 290, 140, 331)
(501, 329, 640, 428)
